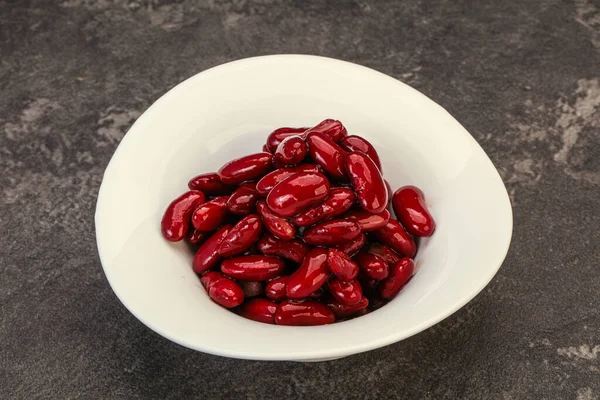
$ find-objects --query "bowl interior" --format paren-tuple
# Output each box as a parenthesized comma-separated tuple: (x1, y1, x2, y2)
(95, 55, 512, 361)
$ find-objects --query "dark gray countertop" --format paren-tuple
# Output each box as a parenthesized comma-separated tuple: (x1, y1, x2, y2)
(1, 1, 599, 398)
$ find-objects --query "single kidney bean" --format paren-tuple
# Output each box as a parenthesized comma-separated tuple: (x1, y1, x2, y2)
(221, 255, 285, 281)
(191, 196, 229, 232)
(218, 152, 273, 185)
(327, 248, 359, 281)
(273, 135, 308, 167)
(200, 271, 226, 290)
(218, 214, 263, 257)
(327, 278, 363, 306)
(303, 219, 361, 246)
(286, 248, 329, 299)
(339, 135, 382, 172)
(372, 220, 416, 257)
(188, 173, 235, 195)
(256, 164, 321, 195)
(354, 252, 389, 280)
(188, 228, 210, 245)
(380, 258, 415, 299)
(304, 119, 347, 143)
(227, 183, 261, 215)
(238, 281, 263, 298)
(208, 277, 245, 308)
(193, 225, 232, 274)
(266, 127, 309, 153)
(367, 242, 401, 265)
(326, 296, 369, 318)
(291, 188, 355, 227)
(346, 151, 388, 213)
(306, 132, 347, 180)
(345, 209, 391, 232)
(275, 300, 335, 326)
(239, 298, 277, 324)
(265, 275, 289, 301)
(256, 199, 295, 240)
(392, 185, 436, 237)
(161, 190, 206, 242)
(257, 234, 308, 264)
(266, 172, 330, 217)
(337, 232, 367, 256)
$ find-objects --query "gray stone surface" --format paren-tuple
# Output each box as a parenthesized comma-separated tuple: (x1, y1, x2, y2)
(1, 0, 599, 398)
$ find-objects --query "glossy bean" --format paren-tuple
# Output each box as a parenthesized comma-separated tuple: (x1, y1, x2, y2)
(275, 300, 335, 326)
(372, 220, 417, 257)
(266, 172, 330, 217)
(192, 225, 232, 274)
(265, 275, 289, 301)
(191, 196, 229, 232)
(326, 297, 369, 318)
(188, 228, 210, 245)
(239, 298, 277, 324)
(327, 278, 363, 306)
(273, 135, 308, 167)
(256, 234, 308, 264)
(266, 127, 309, 153)
(221, 255, 285, 281)
(392, 185, 436, 237)
(336, 233, 367, 256)
(327, 248, 359, 280)
(208, 277, 245, 308)
(286, 248, 329, 299)
(218, 214, 263, 257)
(345, 209, 391, 232)
(380, 258, 415, 299)
(238, 281, 263, 298)
(367, 242, 401, 265)
(256, 199, 295, 240)
(227, 183, 261, 215)
(218, 152, 273, 185)
(306, 132, 347, 180)
(354, 252, 389, 280)
(339, 135, 382, 172)
(346, 151, 388, 213)
(188, 173, 235, 195)
(303, 219, 361, 246)
(161, 190, 206, 241)
(200, 271, 226, 290)
(262, 144, 271, 154)
(256, 164, 321, 195)
(291, 188, 355, 227)
(304, 119, 347, 143)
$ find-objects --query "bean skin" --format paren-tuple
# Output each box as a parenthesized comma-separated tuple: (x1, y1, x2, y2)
(256, 164, 321, 195)
(304, 119, 348, 143)
(161, 190, 206, 242)
(346, 151, 388, 213)
(326, 297, 369, 318)
(188, 173, 235, 195)
(303, 219, 361, 246)
(191, 196, 229, 232)
(327, 278, 363, 306)
(354, 252, 389, 280)
(286, 248, 329, 299)
(200, 271, 226, 290)
(192, 225, 232, 274)
(327, 248, 359, 281)
(345, 209, 390, 232)
(221, 255, 285, 281)
(238, 281, 263, 298)
(392, 185, 436, 237)
(336, 233, 367, 256)
(239, 298, 277, 324)
(265, 275, 289, 301)
(306, 132, 347, 180)
(273, 135, 308, 167)
(266, 172, 330, 217)
(275, 300, 335, 326)
(372, 220, 417, 258)
(257, 234, 308, 264)
(227, 183, 261, 216)
(187, 228, 210, 245)
(380, 258, 415, 299)
(218, 214, 263, 257)
(266, 127, 308, 153)
(218, 152, 273, 185)
(208, 278, 245, 308)
(339, 135, 382, 172)
(256, 199, 296, 240)
(291, 188, 355, 227)
(366, 242, 401, 265)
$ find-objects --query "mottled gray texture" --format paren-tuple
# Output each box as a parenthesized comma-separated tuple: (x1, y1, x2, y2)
(1, 0, 599, 398)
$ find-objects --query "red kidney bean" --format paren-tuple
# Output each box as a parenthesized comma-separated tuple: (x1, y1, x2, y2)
(392, 185, 436, 237)
(256, 199, 295, 240)
(354, 252, 389, 280)
(286, 248, 329, 299)
(191, 196, 229, 232)
(327, 278, 363, 306)
(273, 135, 308, 167)
(367, 242, 401, 265)
(200, 271, 226, 290)
(208, 277, 244, 308)
(345, 209, 390, 232)
(266, 172, 330, 217)
(275, 300, 335, 326)
(262, 144, 271, 154)
(346, 151, 388, 213)
(227, 182, 261, 215)
(337, 232, 367, 255)
(266, 127, 309, 153)
(372, 220, 416, 257)
(327, 248, 359, 280)
(188, 228, 210, 245)
(257, 234, 308, 264)
(218, 152, 273, 185)
(303, 219, 361, 246)
(221, 255, 285, 281)
(304, 119, 347, 143)
(326, 296, 369, 318)
(188, 173, 235, 195)
(239, 298, 277, 324)
(306, 132, 347, 180)
(256, 164, 321, 195)
(339, 135, 382, 172)
(218, 214, 263, 257)
(291, 188, 355, 227)
(193, 225, 232, 274)
(238, 281, 263, 298)
(265, 275, 289, 301)
(380, 258, 415, 299)
(161, 190, 206, 242)
(308, 287, 325, 299)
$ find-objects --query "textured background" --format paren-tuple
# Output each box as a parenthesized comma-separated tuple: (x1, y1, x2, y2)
(1, 0, 599, 399)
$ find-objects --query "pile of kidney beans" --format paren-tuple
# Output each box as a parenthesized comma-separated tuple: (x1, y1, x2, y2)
(161, 119, 435, 326)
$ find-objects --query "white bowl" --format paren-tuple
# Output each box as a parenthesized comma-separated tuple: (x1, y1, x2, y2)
(95, 55, 512, 361)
